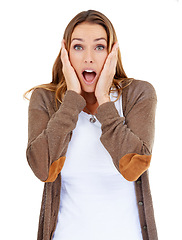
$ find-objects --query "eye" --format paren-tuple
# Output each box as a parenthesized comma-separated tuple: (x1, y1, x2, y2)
(95, 45, 105, 51)
(73, 44, 83, 51)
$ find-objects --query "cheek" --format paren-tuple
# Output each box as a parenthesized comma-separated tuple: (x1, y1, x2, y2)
(69, 51, 81, 69)
(98, 53, 108, 69)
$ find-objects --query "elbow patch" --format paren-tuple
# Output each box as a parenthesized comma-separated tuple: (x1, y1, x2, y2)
(119, 153, 151, 182)
(44, 156, 66, 183)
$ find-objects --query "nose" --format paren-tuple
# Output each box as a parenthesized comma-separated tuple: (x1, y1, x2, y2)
(85, 59, 93, 63)
(84, 49, 93, 63)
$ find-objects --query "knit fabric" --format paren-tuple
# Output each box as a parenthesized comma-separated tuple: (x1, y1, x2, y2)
(26, 79, 158, 240)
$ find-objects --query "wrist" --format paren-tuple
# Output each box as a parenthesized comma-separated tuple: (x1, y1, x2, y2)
(97, 95, 110, 106)
(67, 86, 81, 95)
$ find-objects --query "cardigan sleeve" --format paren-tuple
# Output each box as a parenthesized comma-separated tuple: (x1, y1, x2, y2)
(26, 89, 86, 182)
(95, 81, 157, 182)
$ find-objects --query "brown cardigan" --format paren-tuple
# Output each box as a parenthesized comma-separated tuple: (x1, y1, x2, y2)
(26, 79, 158, 240)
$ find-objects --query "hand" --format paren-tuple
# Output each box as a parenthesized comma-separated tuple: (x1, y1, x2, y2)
(95, 42, 119, 105)
(60, 41, 81, 94)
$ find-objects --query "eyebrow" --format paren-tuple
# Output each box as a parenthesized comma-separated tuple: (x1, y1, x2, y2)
(94, 38, 107, 42)
(71, 38, 84, 42)
(71, 37, 107, 42)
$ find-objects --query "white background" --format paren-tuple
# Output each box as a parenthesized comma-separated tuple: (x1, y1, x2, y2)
(0, 0, 182, 239)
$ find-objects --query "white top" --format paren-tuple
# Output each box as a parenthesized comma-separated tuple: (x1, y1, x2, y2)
(53, 93, 143, 240)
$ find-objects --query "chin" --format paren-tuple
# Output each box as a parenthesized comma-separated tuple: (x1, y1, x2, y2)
(81, 85, 96, 93)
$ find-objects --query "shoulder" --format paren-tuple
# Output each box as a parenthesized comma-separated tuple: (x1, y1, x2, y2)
(123, 79, 157, 102)
(122, 79, 157, 115)
(29, 88, 57, 112)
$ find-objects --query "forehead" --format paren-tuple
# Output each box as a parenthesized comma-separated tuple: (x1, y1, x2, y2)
(71, 22, 107, 41)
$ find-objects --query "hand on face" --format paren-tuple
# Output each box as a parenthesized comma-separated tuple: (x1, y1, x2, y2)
(95, 42, 119, 105)
(61, 39, 119, 105)
(60, 41, 81, 94)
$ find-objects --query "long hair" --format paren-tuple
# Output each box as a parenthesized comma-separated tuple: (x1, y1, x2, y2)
(24, 10, 133, 103)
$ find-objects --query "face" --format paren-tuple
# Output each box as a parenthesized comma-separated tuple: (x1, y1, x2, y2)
(69, 22, 108, 93)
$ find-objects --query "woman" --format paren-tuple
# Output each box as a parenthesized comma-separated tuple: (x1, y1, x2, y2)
(25, 10, 158, 240)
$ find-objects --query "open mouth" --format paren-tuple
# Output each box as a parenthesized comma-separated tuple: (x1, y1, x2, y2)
(82, 70, 97, 84)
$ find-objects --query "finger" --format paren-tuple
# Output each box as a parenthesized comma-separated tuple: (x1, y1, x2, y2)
(61, 39, 66, 49)
(105, 44, 118, 67)
(60, 48, 66, 65)
(61, 39, 68, 60)
(106, 42, 119, 61)
(61, 44, 69, 66)
(111, 41, 119, 53)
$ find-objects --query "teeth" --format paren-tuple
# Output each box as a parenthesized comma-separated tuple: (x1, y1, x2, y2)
(85, 70, 94, 73)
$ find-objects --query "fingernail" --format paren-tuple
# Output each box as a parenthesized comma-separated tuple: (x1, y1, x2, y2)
(61, 40, 65, 49)
(115, 42, 119, 49)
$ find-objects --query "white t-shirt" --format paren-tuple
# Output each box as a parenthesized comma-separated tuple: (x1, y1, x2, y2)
(53, 93, 143, 240)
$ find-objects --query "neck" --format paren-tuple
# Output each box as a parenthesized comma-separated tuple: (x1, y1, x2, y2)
(81, 91, 97, 104)
(81, 91, 98, 115)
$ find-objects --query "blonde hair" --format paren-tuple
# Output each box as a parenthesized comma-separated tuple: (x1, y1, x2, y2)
(24, 10, 133, 104)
